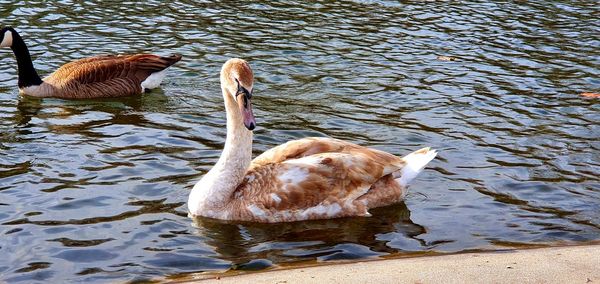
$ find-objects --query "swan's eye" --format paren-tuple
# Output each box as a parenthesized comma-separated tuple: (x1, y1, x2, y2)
(242, 94, 248, 108)
(235, 78, 252, 101)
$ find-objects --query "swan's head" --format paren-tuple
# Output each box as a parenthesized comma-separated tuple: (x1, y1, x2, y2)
(0, 27, 15, 48)
(221, 58, 256, 131)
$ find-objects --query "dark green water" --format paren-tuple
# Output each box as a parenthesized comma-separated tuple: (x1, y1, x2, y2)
(0, 1, 598, 282)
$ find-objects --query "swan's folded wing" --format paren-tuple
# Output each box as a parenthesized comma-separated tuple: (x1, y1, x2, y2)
(235, 150, 405, 221)
(250, 137, 369, 169)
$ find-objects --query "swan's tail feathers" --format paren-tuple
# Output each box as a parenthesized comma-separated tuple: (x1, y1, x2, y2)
(394, 147, 437, 187)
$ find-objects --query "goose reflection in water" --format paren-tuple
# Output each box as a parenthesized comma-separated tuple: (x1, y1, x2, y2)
(13, 90, 171, 128)
(191, 202, 432, 270)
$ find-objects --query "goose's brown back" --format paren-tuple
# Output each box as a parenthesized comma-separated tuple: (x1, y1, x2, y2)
(42, 54, 181, 98)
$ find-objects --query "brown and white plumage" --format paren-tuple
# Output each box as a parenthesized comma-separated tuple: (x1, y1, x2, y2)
(38, 54, 182, 98)
(0, 27, 181, 99)
(188, 58, 437, 223)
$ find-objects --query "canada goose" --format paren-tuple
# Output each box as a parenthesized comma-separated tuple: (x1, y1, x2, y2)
(0, 27, 181, 99)
(188, 58, 437, 223)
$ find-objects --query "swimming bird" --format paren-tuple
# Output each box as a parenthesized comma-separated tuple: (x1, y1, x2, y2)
(188, 58, 437, 223)
(0, 27, 181, 99)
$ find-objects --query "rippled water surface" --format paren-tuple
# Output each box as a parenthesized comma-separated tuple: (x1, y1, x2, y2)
(1, 0, 599, 282)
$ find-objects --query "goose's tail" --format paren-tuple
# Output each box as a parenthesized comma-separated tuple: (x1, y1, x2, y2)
(394, 147, 437, 187)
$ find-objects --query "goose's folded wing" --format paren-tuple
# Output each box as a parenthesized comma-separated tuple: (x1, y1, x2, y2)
(45, 54, 181, 86)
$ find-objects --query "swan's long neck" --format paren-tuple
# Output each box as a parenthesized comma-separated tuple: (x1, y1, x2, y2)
(9, 30, 43, 88)
(188, 86, 253, 215)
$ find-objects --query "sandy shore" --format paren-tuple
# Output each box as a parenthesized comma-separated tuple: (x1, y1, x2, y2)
(189, 244, 599, 284)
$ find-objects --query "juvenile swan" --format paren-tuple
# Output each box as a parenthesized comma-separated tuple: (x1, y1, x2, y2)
(0, 27, 181, 98)
(188, 58, 437, 223)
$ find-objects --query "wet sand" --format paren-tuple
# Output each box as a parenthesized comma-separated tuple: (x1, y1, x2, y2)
(191, 244, 599, 283)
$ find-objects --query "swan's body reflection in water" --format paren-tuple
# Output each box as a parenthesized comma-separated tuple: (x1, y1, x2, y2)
(191, 203, 429, 270)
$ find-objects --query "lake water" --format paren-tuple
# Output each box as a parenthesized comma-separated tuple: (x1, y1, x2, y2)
(0, 1, 598, 282)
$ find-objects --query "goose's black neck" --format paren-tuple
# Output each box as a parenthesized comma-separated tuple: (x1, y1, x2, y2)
(8, 29, 42, 88)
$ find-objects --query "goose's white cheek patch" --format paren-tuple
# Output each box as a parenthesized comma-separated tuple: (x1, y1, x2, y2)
(0, 30, 13, 48)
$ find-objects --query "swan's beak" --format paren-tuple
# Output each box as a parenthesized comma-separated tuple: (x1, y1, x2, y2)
(238, 94, 256, 130)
